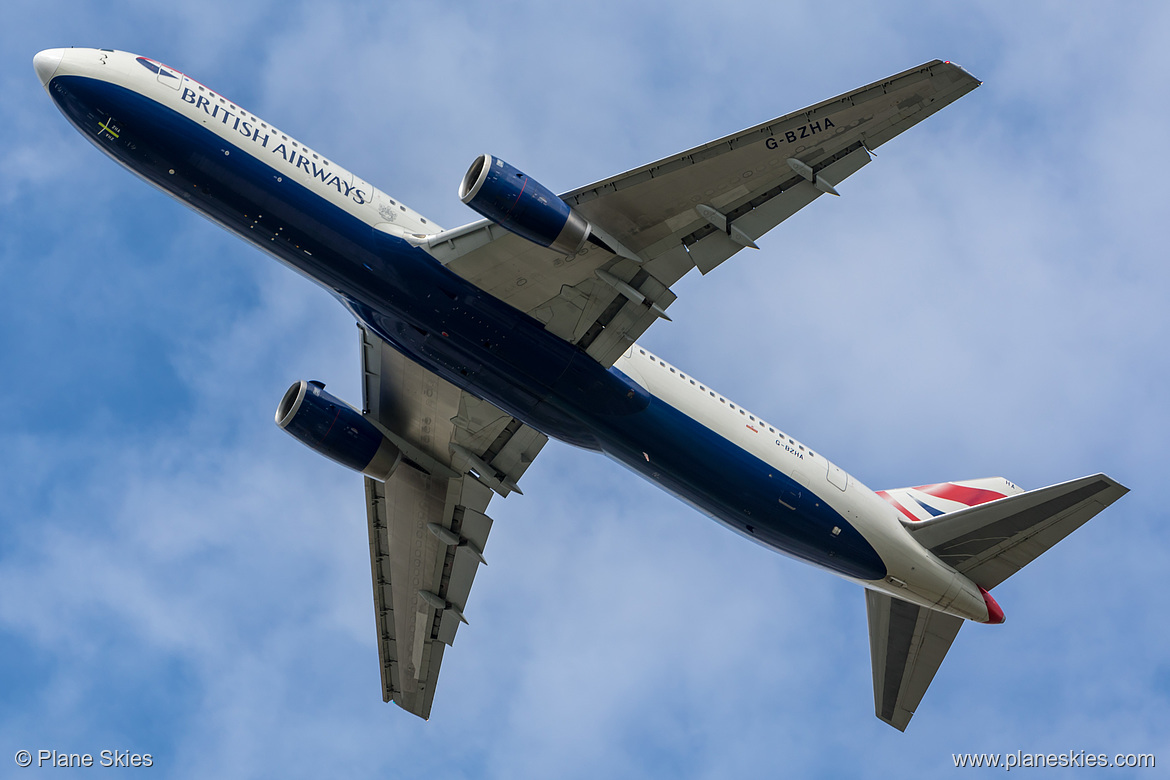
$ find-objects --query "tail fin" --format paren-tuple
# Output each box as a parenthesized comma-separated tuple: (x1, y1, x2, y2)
(876, 476, 1024, 523)
(867, 473, 1128, 730)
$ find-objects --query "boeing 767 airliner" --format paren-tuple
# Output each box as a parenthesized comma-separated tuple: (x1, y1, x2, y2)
(33, 47, 1127, 730)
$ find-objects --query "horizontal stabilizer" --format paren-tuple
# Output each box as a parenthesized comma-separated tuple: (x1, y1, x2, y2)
(865, 590, 963, 731)
(908, 474, 1128, 590)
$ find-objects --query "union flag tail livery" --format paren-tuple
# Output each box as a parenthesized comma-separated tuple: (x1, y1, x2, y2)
(877, 477, 1024, 522)
(867, 474, 1125, 729)
(34, 47, 1127, 729)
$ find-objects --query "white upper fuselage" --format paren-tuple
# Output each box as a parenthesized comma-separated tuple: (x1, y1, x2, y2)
(618, 345, 993, 621)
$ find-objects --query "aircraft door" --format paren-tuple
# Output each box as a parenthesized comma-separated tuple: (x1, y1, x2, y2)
(827, 460, 848, 491)
(352, 175, 375, 212)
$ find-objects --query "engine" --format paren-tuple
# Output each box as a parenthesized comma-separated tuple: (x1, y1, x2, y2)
(275, 380, 402, 481)
(459, 154, 591, 255)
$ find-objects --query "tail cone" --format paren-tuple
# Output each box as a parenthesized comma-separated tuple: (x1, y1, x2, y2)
(979, 586, 1006, 624)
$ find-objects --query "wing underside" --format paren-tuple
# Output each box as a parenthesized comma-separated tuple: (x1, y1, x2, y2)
(425, 60, 981, 367)
(359, 326, 546, 718)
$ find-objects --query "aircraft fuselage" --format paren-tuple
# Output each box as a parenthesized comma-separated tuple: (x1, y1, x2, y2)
(35, 47, 996, 624)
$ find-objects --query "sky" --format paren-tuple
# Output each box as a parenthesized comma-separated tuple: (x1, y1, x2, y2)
(2, 1, 1168, 776)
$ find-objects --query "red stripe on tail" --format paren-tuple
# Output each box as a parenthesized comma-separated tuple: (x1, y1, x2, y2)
(876, 490, 922, 522)
(913, 483, 1006, 508)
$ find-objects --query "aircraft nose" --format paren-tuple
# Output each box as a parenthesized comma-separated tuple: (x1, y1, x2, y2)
(33, 48, 65, 88)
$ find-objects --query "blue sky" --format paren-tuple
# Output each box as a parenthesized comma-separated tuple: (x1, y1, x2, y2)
(3, 1, 1168, 776)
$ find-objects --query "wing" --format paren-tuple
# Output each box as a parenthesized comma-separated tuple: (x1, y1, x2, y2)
(358, 326, 547, 718)
(865, 590, 964, 731)
(424, 60, 980, 367)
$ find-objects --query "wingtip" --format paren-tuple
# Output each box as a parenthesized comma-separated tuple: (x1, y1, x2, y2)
(941, 59, 982, 85)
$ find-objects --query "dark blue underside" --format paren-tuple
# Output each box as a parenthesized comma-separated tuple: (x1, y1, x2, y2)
(48, 75, 885, 581)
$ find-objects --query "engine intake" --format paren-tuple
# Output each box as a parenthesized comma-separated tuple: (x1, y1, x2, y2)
(459, 154, 591, 255)
(275, 380, 402, 481)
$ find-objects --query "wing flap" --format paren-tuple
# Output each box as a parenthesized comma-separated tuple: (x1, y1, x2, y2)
(435, 481, 495, 646)
(452, 393, 513, 454)
(439, 524, 492, 644)
(865, 590, 964, 731)
(487, 421, 546, 486)
(582, 296, 663, 366)
(736, 145, 872, 244)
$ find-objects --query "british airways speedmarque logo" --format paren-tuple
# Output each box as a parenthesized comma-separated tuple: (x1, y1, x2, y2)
(178, 87, 369, 205)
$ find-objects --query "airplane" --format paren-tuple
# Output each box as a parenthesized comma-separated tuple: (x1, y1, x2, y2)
(33, 47, 1127, 731)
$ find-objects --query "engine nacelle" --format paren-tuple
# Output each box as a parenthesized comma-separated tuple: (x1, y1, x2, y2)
(459, 154, 591, 255)
(275, 380, 402, 481)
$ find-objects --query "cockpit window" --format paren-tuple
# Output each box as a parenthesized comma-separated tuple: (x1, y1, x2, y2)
(135, 57, 162, 74)
(135, 57, 180, 81)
